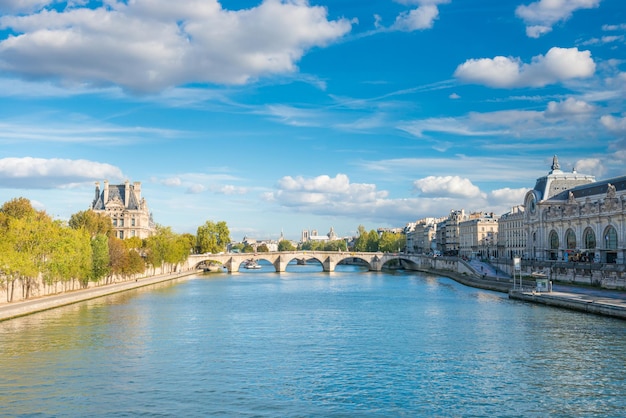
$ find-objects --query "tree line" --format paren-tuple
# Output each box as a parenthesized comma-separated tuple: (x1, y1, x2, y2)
(0, 197, 232, 302)
(0, 196, 404, 302)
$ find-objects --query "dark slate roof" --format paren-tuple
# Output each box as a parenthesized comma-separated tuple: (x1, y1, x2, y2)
(91, 184, 141, 210)
(548, 175, 626, 202)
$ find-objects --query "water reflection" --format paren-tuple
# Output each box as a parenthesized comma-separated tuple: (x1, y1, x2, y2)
(1, 271, 625, 417)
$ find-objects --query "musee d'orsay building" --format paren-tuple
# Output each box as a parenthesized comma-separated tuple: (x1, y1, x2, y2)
(524, 156, 625, 264)
(90, 180, 155, 239)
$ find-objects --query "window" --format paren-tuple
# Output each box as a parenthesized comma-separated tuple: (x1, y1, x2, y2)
(550, 230, 559, 249)
(565, 229, 576, 249)
(131, 218, 136, 227)
(604, 226, 617, 250)
(583, 228, 596, 250)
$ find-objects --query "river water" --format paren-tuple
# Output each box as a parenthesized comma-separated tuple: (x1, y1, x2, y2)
(1, 263, 626, 417)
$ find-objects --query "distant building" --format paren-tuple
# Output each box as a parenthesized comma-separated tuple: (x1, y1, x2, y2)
(301, 227, 338, 243)
(406, 217, 443, 254)
(436, 210, 467, 256)
(90, 180, 155, 239)
(497, 205, 526, 260)
(459, 212, 499, 259)
(523, 156, 625, 264)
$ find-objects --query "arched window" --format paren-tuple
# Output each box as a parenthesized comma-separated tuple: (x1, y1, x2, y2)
(549, 230, 559, 249)
(583, 228, 596, 250)
(548, 230, 559, 260)
(565, 229, 576, 249)
(604, 226, 618, 250)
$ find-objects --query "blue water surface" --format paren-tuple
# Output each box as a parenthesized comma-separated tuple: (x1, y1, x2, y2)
(1, 265, 625, 417)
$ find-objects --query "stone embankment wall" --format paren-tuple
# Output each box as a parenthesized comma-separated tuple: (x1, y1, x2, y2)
(0, 259, 195, 305)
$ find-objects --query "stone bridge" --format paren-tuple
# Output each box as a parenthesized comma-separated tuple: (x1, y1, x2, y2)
(188, 251, 443, 273)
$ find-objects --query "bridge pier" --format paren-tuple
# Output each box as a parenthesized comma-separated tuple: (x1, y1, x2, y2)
(321, 257, 335, 272)
(273, 256, 289, 273)
(224, 257, 238, 273)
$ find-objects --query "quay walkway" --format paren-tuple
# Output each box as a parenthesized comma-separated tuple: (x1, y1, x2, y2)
(0, 270, 198, 322)
(509, 284, 626, 320)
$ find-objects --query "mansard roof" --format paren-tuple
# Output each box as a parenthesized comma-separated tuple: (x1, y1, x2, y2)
(532, 155, 595, 201)
(547, 175, 626, 202)
(92, 183, 141, 210)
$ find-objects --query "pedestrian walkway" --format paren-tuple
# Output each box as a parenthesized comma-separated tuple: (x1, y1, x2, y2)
(509, 284, 626, 320)
(0, 270, 198, 322)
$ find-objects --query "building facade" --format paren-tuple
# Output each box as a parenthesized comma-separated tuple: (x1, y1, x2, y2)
(90, 180, 155, 239)
(497, 205, 526, 260)
(523, 156, 626, 264)
(458, 212, 499, 259)
(405, 217, 441, 254)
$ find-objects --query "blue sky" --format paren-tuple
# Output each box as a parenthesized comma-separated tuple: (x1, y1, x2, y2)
(0, 0, 624, 241)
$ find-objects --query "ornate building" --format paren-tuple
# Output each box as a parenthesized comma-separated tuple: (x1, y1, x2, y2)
(523, 156, 625, 264)
(90, 180, 155, 239)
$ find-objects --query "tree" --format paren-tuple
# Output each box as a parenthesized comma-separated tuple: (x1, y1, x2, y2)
(257, 244, 269, 252)
(278, 240, 296, 251)
(366, 229, 380, 252)
(379, 231, 405, 253)
(353, 225, 369, 252)
(68, 210, 113, 237)
(0, 197, 36, 220)
(196, 220, 231, 254)
(90, 234, 110, 284)
(108, 236, 130, 282)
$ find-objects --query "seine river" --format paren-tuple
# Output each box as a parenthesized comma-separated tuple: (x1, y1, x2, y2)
(2, 262, 626, 417)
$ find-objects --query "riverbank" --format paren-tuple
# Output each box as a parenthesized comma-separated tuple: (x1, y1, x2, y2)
(422, 266, 626, 320)
(509, 288, 626, 320)
(0, 270, 201, 322)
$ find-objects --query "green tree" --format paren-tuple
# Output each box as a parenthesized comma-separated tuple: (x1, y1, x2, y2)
(353, 225, 369, 252)
(366, 229, 380, 252)
(90, 234, 110, 284)
(278, 240, 296, 251)
(379, 231, 405, 253)
(68, 210, 113, 237)
(0, 197, 36, 219)
(108, 236, 130, 282)
(230, 243, 245, 253)
(257, 244, 269, 252)
(324, 240, 347, 251)
(196, 220, 231, 254)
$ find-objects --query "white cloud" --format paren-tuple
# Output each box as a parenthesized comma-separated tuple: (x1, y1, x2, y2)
(449, 92, 460, 99)
(399, 96, 600, 142)
(0, 157, 123, 188)
(454, 47, 595, 88)
(0, 0, 50, 14)
(162, 177, 182, 187)
(413, 176, 483, 198)
(544, 97, 595, 118)
(219, 185, 248, 195)
(0, 0, 352, 92)
(265, 172, 527, 226)
(390, 0, 449, 31)
(186, 184, 206, 194)
(515, 0, 601, 38)
(573, 158, 605, 177)
(600, 114, 626, 133)
(392, 5, 439, 31)
(488, 188, 529, 206)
